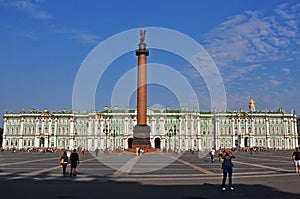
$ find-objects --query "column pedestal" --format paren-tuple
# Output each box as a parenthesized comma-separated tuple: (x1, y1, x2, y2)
(132, 125, 151, 149)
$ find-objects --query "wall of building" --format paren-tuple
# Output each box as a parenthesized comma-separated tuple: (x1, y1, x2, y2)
(2, 109, 298, 151)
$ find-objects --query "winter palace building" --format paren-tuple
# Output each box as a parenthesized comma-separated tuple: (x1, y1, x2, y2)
(2, 98, 299, 151)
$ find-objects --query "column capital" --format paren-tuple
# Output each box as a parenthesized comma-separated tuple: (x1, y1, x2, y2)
(136, 49, 149, 56)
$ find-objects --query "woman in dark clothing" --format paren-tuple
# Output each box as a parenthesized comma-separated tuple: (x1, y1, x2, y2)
(60, 151, 68, 176)
(221, 150, 236, 191)
(70, 149, 80, 176)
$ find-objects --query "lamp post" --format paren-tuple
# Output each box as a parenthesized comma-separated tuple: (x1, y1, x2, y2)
(51, 133, 54, 149)
(167, 125, 177, 152)
(203, 131, 207, 150)
(111, 130, 116, 151)
(111, 120, 117, 151)
(74, 132, 77, 149)
(173, 125, 177, 151)
(103, 125, 110, 154)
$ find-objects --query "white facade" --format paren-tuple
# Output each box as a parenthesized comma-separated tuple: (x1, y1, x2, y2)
(2, 107, 298, 151)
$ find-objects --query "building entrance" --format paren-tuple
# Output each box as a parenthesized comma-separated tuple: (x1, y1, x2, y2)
(128, 138, 133, 149)
(40, 137, 45, 148)
(244, 137, 249, 147)
(154, 138, 160, 149)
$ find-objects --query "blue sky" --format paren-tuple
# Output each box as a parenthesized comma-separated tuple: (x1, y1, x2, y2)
(0, 0, 299, 124)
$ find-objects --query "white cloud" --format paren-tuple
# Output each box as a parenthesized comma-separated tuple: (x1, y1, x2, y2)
(51, 26, 100, 45)
(203, 11, 287, 68)
(198, 2, 300, 113)
(281, 67, 290, 74)
(70, 31, 100, 45)
(202, 2, 300, 69)
(268, 79, 281, 86)
(223, 64, 261, 83)
(0, 0, 52, 19)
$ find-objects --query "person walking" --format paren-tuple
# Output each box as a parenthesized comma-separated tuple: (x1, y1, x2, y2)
(292, 147, 300, 174)
(70, 149, 80, 176)
(95, 148, 99, 157)
(210, 147, 215, 162)
(221, 150, 236, 191)
(60, 151, 68, 176)
(218, 147, 223, 162)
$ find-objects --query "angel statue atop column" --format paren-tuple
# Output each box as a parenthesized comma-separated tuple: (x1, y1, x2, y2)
(140, 26, 146, 43)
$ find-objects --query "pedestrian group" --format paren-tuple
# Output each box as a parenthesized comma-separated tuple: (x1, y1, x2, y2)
(60, 149, 80, 177)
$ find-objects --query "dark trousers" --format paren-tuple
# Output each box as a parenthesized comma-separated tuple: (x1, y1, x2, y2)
(62, 163, 67, 175)
(222, 166, 233, 188)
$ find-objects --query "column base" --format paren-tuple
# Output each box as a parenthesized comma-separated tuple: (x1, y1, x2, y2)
(132, 125, 152, 149)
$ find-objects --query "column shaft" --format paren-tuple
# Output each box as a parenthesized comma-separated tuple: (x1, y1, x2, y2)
(137, 54, 147, 125)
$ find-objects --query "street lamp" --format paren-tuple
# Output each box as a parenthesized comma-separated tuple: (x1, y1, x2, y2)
(111, 129, 116, 151)
(173, 125, 177, 151)
(167, 125, 177, 152)
(74, 132, 77, 149)
(103, 125, 110, 154)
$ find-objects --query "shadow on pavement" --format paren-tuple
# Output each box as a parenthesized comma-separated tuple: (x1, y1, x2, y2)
(0, 178, 299, 199)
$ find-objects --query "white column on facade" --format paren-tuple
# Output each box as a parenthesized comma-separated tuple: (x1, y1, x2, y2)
(35, 118, 39, 148)
(94, 118, 98, 150)
(245, 118, 249, 148)
(197, 138, 201, 151)
(249, 118, 254, 147)
(283, 118, 288, 149)
(239, 119, 244, 148)
(197, 117, 201, 150)
(286, 120, 290, 149)
(69, 118, 74, 149)
(126, 118, 129, 136)
(87, 118, 92, 150)
(93, 139, 97, 151)
(289, 118, 296, 149)
(190, 118, 194, 151)
(100, 138, 105, 150)
(2, 118, 7, 148)
(293, 118, 298, 148)
(43, 118, 49, 148)
(48, 120, 52, 148)
(245, 118, 248, 136)
(265, 118, 271, 148)
(178, 118, 182, 150)
(231, 119, 235, 148)
(214, 117, 220, 149)
(291, 118, 296, 149)
(54, 119, 58, 148)
(18, 117, 24, 149)
(186, 117, 189, 150)
(151, 118, 155, 141)
(100, 121, 105, 150)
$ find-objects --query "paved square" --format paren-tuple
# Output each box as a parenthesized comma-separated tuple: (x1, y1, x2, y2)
(0, 150, 299, 199)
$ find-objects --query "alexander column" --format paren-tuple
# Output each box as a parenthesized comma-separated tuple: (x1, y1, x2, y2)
(132, 27, 152, 150)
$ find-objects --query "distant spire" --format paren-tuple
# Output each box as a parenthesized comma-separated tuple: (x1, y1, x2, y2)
(249, 96, 256, 112)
